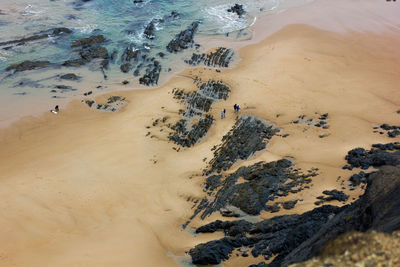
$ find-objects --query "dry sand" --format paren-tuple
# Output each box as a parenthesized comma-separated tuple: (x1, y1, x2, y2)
(1, 0, 400, 266)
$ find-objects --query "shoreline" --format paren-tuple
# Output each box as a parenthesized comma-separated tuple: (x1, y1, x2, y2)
(1, 0, 400, 266)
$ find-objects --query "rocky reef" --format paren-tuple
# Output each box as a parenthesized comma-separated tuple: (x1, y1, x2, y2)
(167, 80, 230, 147)
(205, 115, 280, 175)
(0, 27, 72, 48)
(185, 47, 234, 68)
(166, 22, 199, 53)
(192, 159, 316, 220)
(63, 35, 109, 69)
(6, 60, 51, 72)
(188, 142, 400, 266)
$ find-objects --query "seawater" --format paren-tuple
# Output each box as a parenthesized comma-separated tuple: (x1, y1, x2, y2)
(0, 0, 311, 127)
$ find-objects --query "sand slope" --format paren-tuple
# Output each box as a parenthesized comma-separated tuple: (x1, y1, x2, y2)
(1, 5, 400, 267)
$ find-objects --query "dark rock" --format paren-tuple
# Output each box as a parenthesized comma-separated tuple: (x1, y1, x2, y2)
(345, 145, 400, 170)
(168, 80, 230, 147)
(84, 100, 95, 107)
(62, 58, 87, 67)
(282, 165, 400, 266)
(0, 27, 72, 47)
(120, 63, 131, 73)
(189, 205, 344, 265)
(227, 4, 246, 17)
(205, 115, 279, 174)
(168, 115, 214, 147)
(143, 20, 156, 39)
(282, 200, 298, 210)
(166, 22, 199, 53)
(6, 60, 50, 72)
(60, 73, 79, 80)
(348, 171, 369, 186)
(265, 203, 281, 213)
(71, 35, 106, 48)
(193, 159, 315, 219)
(315, 190, 349, 205)
(185, 47, 234, 68)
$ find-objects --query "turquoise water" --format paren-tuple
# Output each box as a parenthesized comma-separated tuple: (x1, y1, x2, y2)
(0, 0, 310, 126)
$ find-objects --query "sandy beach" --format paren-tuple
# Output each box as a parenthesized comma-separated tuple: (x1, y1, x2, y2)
(1, 0, 400, 266)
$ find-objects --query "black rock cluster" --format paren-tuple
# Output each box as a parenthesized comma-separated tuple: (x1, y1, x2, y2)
(191, 159, 316, 220)
(227, 4, 246, 17)
(185, 47, 234, 68)
(166, 22, 199, 53)
(167, 80, 230, 147)
(205, 115, 280, 174)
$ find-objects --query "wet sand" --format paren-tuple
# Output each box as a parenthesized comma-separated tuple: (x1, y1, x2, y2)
(1, 1, 400, 266)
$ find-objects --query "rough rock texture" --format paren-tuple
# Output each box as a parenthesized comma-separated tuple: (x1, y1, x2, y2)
(290, 231, 400, 267)
(71, 34, 106, 48)
(315, 190, 349, 205)
(227, 4, 246, 17)
(139, 60, 161, 86)
(344, 143, 400, 170)
(292, 113, 330, 129)
(82, 95, 126, 112)
(0, 27, 72, 47)
(189, 205, 344, 265)
(190, 165, 400, 266)
(192, 159, 316, 219)
(281, 165, 400, 266)
(374, 124, 400, 138)
(185, 47, 234, 68)
(167, 80, 230, 147)
(60, 73, 79, 80)
(63, 34, 109, 68)
(166, 22, 199, 53)
(6, 60, 50, 72)
(205, 115, 280, 175)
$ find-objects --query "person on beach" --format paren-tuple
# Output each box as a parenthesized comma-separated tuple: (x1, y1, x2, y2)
(221, 110, 224, 119)
(51, 105, 59, 114)
(236, 105, 240, 113)
(223, 108, 226, 118)
(234, 104, 237, 113)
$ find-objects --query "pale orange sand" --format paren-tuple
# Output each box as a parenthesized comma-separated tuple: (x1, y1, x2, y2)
(1, 2, 400, 267)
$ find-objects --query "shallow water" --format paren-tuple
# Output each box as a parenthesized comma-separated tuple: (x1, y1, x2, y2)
(0, 0, 312, 127)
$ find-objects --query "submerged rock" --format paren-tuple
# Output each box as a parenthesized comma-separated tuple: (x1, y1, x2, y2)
(0, 27, 72, 47)
(71, 34, 106, 48)
(60, 73, 79, 80)
(6, 60, 50, 72)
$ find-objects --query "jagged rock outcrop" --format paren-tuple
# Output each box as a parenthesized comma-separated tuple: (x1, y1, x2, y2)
(167, 80, 230, 147)
(191, 159, 316, 220)
(63, 34, 109, 68)
(189, 165, 400, 266)
(185, 47, 234, 68)
(6, 60, 51, 72)
(205, 115, 279, 175)
(0, 27, 72, 47)
(344, 142, 400, 170)
(166, 22, 199, 53)
(190, 205, 344, 265)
